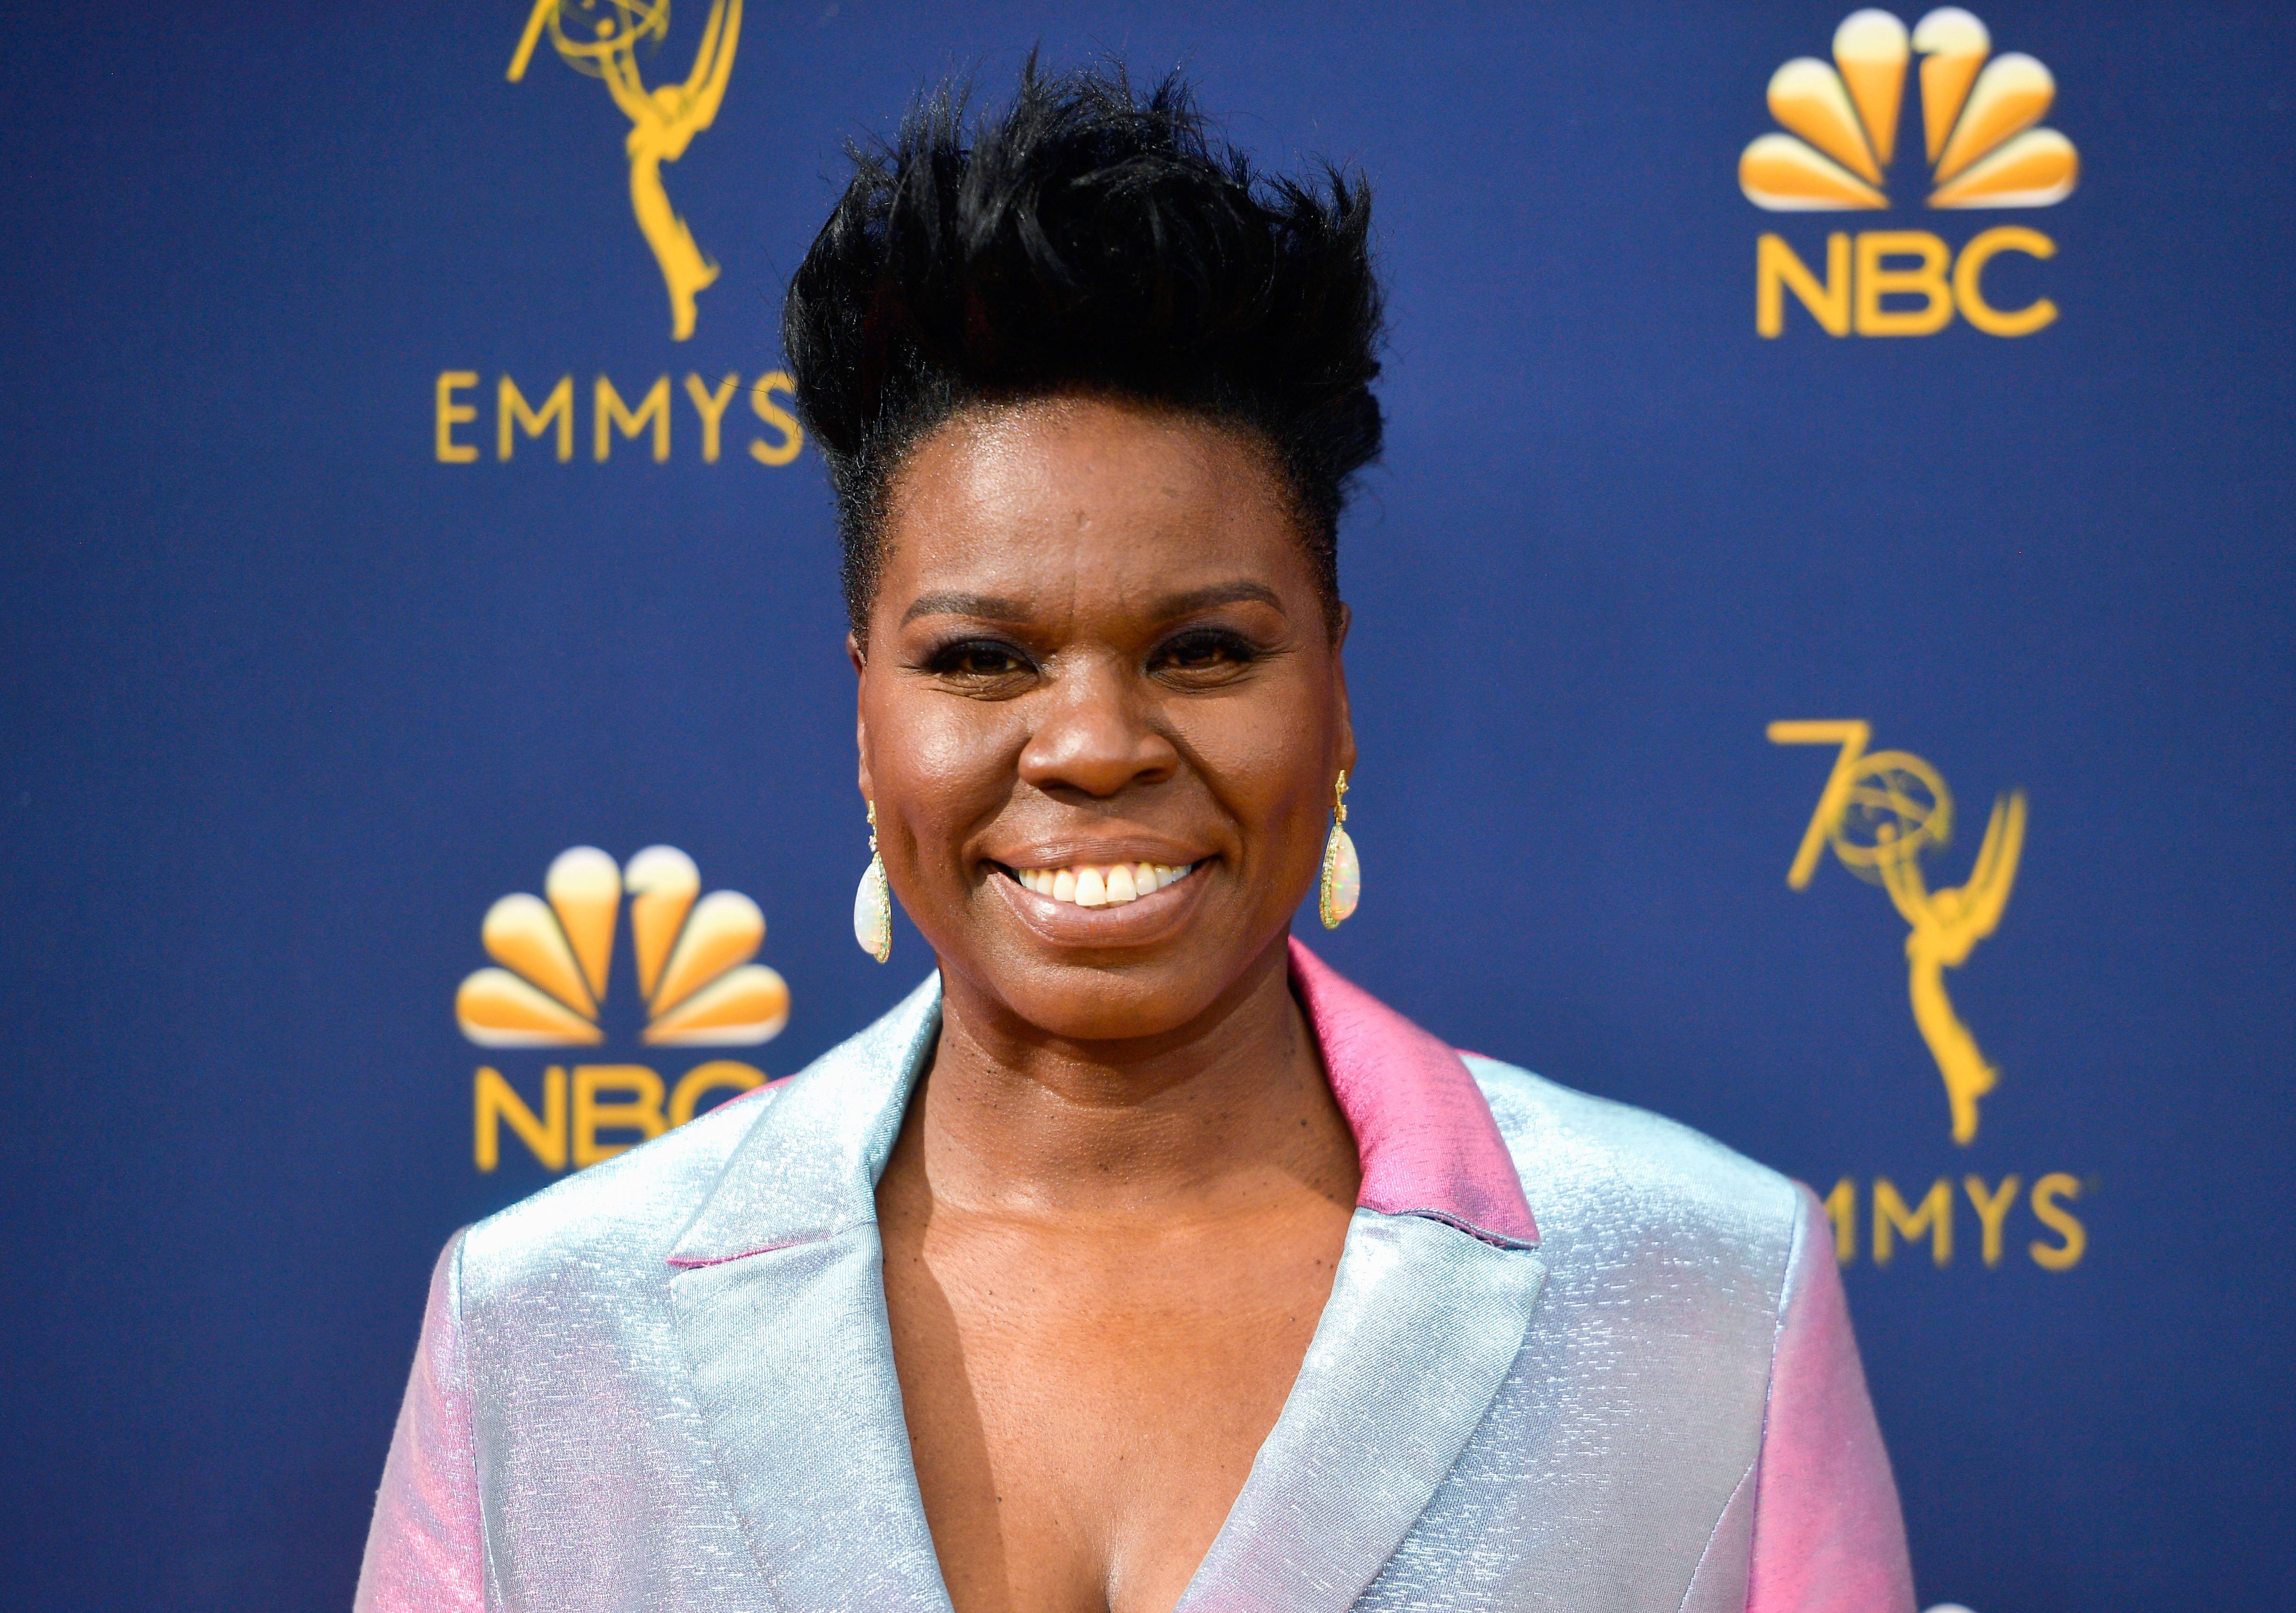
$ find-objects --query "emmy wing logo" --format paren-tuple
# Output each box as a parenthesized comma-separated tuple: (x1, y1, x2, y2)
(433, 0, 804, 466)
(1741, 8, 2077, 211)
(1770, 722, 2026, 1145)
(509, 0, 741, 340)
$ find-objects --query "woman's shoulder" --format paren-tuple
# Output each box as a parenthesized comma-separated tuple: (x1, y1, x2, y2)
(1459, 1052, 1806, 1271)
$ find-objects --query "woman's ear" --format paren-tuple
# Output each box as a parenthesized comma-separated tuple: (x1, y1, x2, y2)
(850, 630, 874, 805)
(1331, 604, 1356, 777)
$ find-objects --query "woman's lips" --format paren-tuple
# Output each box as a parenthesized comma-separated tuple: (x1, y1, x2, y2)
(987, 856, 1212, 946)
(1009, 860, 1197, 909)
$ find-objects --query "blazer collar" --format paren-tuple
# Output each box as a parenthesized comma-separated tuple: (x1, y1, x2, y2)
(662, 971, 952, 1613)
(1176, 1210, 1546, 1613)
(1181, 941, 1546, 1611)
(1288, 937, 1539, 1247)
(664, 947, 1546, 1613)
(666, 968, 940, 1267)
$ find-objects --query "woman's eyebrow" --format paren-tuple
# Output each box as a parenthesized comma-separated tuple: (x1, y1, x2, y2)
(1155, 581, 1285, 618)
(900, 591, 1030, 626)
(898, 580, 1284, 626)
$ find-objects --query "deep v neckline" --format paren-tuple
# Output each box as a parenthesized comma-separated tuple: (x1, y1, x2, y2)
(662, 949, 1548, 1613)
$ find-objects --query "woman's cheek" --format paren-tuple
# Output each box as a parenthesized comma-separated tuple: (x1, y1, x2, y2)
(880, 699, 1020, 872)
(1188, 681, 1333, 828)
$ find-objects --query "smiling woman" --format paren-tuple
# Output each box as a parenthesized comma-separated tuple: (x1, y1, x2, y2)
(357, 61, 1914, 1613)
(859, 401, 1349, 1038)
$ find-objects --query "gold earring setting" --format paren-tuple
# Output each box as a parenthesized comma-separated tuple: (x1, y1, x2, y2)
(853, 802, 892, 962)
(1319, 770, 1360, 929)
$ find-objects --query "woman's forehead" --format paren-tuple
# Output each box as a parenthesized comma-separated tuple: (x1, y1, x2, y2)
(879, 400, 1315, 608)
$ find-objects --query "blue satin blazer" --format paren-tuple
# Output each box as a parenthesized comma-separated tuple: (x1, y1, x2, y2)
(358, 946, 1914, 1612)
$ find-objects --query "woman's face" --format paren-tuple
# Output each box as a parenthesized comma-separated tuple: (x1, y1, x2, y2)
(856, 395, 1353, 1044)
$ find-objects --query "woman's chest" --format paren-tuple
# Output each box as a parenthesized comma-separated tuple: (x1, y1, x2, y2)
(880, 1207, 1349, 1613)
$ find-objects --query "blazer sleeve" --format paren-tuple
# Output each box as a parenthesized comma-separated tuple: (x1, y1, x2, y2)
(356, 1231, 486, 1613)
(1743, 1186, 1918, 1613)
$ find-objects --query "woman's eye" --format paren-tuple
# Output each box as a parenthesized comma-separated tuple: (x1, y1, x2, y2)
(1153, 631, 1259, 675)
(928, 641, 1031, 679)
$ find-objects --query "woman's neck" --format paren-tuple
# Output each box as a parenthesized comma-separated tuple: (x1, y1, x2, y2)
(903, 935, 1363, 1222)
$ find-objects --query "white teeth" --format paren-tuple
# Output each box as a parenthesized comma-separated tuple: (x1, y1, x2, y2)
(1014, 861, 1196, 909)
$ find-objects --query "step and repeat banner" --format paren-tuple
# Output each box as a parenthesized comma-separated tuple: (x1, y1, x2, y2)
(2, 2, 2289, 1609)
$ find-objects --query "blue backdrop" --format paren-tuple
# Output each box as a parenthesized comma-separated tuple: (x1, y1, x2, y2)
(2, 2, 2289, 1608)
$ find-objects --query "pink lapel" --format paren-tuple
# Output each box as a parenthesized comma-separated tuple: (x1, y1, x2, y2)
(1289, 938, 1539, 1248)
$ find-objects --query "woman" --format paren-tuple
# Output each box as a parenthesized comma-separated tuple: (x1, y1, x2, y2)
(359, 65, 1914, 1613)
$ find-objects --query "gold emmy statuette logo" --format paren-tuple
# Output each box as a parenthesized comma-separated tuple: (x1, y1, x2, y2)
(509, 0, 742, 340)
(457, 844, 789, 1047)
(1741, 8, 2077, 211)
(1771, 721, 2027, 1144)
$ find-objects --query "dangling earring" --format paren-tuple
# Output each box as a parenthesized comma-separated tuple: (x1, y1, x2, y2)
(1319, 770, 1360, 929)
(853, 801, 892, 962)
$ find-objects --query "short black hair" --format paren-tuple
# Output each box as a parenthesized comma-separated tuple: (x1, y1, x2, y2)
(783, 59, 1385, 640)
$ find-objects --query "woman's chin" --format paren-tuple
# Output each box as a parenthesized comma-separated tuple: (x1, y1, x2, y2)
(975, 969, 1240, 1045)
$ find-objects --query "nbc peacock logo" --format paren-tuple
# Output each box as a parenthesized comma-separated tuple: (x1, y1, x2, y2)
(1739, 10, 2076, 338)
(1741, 7, 2077, 212)
(458, 846, 790, 1174)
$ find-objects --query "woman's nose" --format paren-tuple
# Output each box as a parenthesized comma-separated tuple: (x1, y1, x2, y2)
(1016, 659, 1180, 799)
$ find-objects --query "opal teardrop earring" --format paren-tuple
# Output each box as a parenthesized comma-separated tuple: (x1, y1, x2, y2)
(1318, 770, 1360, 929)
(853, 802, 892, 962)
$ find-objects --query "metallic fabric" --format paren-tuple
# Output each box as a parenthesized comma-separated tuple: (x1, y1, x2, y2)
(358, 954, 1911, 1613)
(1741, 1189, 1914, 1613)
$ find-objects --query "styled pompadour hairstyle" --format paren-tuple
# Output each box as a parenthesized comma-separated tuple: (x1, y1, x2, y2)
(783, 59, 1385, 638)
